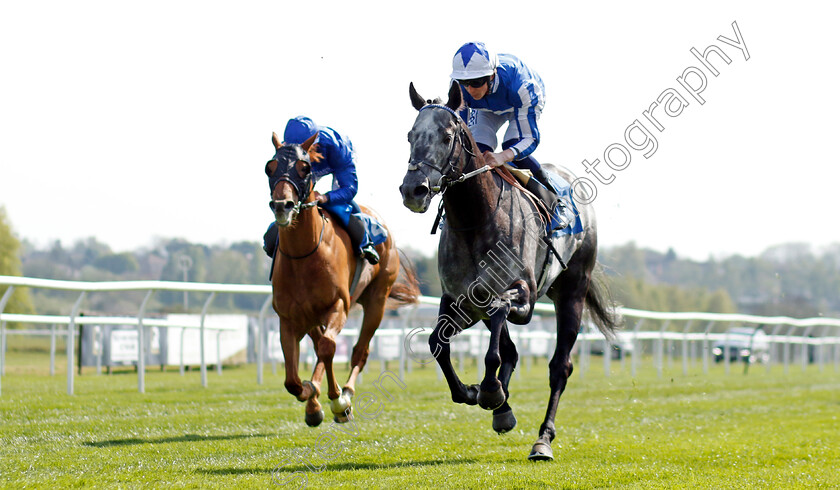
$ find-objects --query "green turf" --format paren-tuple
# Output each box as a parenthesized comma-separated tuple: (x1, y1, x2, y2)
(1, 350, 838, 489)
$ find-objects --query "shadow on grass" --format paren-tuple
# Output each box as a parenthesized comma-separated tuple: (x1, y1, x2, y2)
(198, 457, 480, 476)
(84, 433, 271, 447)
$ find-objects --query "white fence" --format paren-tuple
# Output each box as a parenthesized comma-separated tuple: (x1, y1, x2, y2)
(2, 275, 839, 397)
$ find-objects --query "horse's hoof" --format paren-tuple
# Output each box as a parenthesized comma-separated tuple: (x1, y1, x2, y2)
(304, 409, 324, 427)
(333, 406, 353, 424)
(330, 393, 352, 423)
(477, 388, 506, 411)
(492, 409, 517, 433)
(528, 442, 554, 461)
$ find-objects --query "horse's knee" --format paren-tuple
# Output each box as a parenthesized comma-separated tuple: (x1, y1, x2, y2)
(317, 337, 336, 360)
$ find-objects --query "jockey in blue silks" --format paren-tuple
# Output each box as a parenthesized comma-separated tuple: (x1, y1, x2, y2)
(263, 116, 381, 264)
(451, 42, 564, 211)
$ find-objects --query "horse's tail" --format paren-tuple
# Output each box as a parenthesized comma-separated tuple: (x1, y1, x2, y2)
(387, 248, 421, 308)
(586, 266, 622, 339)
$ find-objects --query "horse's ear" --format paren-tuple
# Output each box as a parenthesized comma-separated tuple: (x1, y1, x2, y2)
(409, 82, 426, 111)
(301, 133, 318, 151)
(272, 132, 282, 150)
(445, 80, 462, 112)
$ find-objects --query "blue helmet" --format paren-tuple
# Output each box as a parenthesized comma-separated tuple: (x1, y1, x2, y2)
(283, 116, 319, 144)
(450, 42, 497, 80)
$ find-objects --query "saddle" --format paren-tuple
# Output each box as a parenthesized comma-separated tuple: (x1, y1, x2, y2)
(500, 165, 581, 236)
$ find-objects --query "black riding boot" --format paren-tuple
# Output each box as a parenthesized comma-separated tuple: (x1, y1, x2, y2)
(524, 166, 571, 231)
(525, 167, 562, 209)
(347, 215, 380, 265)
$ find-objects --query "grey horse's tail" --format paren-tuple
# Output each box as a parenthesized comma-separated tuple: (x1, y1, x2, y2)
(586, 268, 622, 339)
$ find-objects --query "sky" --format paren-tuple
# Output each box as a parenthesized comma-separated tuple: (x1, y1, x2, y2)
(1, 1, 838, 262)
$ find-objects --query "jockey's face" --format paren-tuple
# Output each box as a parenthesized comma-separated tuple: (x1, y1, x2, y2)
(460, 75, 491, 100)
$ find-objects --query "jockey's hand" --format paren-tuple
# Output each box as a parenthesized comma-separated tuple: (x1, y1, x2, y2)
(313, 192, 329, 205)
(482, 149, 515, 168)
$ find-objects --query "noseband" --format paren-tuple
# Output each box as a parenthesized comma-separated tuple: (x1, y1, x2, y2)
(408, 104, 480, 193)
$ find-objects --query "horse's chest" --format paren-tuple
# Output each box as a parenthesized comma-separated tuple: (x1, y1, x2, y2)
(273, 267, 346, 325)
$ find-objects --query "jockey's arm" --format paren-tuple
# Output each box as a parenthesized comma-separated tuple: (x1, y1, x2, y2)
(322, 163, 358, 205)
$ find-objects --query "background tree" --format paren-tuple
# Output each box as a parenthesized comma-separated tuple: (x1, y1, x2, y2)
(0, 206, 35, 315)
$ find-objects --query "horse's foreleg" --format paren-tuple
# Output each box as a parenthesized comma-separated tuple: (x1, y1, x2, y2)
(429, 297, 477, 405)
(279, 321, 306, 399)
(477, 301, 510, 411)
(303, 329, 327, 427)
(492, 325, 519, 433)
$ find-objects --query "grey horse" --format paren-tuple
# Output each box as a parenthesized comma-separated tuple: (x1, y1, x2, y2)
(399, 81, 619, 461)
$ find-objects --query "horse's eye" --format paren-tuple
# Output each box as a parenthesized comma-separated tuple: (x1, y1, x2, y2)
(443, 133, 453, 144)
(296, 161, 311, 179)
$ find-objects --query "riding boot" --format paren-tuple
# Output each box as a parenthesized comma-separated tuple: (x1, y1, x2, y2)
(525, 167, 571, 230)
(525, 167, 562, 209)
(263, 222, 278, 258)
(347, 214, 380, 265)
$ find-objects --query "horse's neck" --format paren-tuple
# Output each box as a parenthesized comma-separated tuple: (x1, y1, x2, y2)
(442, 153, 499, 231)
(277, 206, 323, 256)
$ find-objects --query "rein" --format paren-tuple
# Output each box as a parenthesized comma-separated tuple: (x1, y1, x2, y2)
(417, 105, 550, 236)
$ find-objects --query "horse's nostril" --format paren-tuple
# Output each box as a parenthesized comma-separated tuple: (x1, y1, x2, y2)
(284, 201, 295, 211)
(413, 185, 429, 198)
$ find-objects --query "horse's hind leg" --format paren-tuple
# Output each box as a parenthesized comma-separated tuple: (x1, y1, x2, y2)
(529, 273, 589, 461)
(343, 292, 388, 398)
(492, 325, 519, 433)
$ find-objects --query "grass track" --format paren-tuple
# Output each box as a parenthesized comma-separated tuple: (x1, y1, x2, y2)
(1, 351, 839, 489)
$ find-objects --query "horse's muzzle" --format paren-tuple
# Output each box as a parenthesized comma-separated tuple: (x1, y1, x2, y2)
(271, 199, 297, 226)
(399, 178, 432, 213)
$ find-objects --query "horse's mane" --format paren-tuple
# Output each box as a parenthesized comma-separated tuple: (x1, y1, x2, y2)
(307, 144, 323, 163)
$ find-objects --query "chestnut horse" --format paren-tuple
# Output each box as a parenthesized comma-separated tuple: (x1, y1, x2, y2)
(266, 132, 419, 426)
(399, 82, 619, 460)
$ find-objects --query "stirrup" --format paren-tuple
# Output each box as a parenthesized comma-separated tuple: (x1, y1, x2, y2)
(361, 245, 380, 265)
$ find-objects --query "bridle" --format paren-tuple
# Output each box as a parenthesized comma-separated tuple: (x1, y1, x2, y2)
(267, 145, 319, 216)
(407, 104, 487, 194)
(266, 144, 324, 259)
(407, 104, 497, 234)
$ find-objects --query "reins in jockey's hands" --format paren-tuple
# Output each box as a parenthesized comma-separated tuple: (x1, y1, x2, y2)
(483, 148, 515, 168)
(313, 191, 329, 205)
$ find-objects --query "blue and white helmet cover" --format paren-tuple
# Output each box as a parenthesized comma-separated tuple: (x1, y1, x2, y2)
(450, 42, 497, 80)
